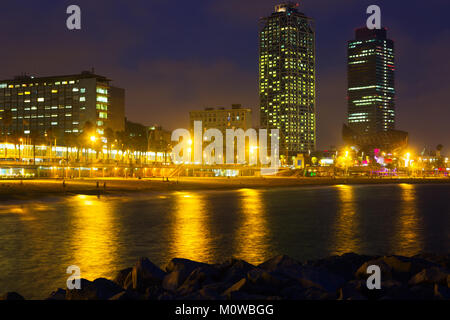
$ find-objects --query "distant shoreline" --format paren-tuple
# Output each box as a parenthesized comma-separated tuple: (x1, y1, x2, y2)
(0, 176, 450, 201)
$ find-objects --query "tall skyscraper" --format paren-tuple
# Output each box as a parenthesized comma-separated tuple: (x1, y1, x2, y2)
(259, 2, 316, 157)
(347, 27, 395, 135)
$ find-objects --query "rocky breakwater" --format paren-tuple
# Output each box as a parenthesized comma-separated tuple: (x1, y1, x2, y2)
(1, 253, 449, 300)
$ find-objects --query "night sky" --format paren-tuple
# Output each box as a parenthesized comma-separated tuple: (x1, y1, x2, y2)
(0, 0, 449, 151)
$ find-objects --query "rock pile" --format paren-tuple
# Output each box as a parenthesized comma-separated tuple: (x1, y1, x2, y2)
(1, 253, 449, 300)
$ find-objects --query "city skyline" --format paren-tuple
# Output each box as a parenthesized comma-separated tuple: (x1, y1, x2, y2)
(0, 1, 449, 306)
(0, 1, 448, 151)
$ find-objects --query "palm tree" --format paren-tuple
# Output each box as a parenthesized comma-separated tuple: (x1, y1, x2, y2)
(63, 133, 77, 162)
(45, 128, 57, 162)
(104, 127, 115, 161)
(29, 130, 41, 164)
(115, 130, 128, 162)
(81, 121, 95, 162)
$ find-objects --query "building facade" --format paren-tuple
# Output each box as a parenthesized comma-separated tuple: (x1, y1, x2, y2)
(259, 2, 316, 157)
(189, 104, 252, 134)
(347, 27, 395, 135)
(0, 71, 125, 143)
(148, 125, 172, 153)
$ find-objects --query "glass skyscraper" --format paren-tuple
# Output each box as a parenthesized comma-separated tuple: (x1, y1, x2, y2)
(259, 2, 316, 157)
(347, 27, 395, 135)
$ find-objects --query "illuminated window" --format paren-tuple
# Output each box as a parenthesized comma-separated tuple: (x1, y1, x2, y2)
(97, 96, 108, 103)
(96, 88, 108, 94)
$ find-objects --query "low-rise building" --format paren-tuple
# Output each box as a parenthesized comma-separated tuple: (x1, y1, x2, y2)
(189, 104, 252, 134)
(0, 71, 125, 143)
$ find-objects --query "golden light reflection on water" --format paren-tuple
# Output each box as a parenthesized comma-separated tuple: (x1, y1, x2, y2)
(0, 203, 50, 221)
(69, 195, 118, 281)
(169, 192, 212, 262)
(235, 189, 270, 265)
(333, 185, 360, 255)
(394, 184, 423, 255)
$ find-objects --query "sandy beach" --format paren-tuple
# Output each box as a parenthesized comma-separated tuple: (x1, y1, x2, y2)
(0, 176, 449, 201)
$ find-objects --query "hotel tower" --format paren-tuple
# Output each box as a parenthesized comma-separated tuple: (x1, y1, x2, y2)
(259, 2, 316, 157)
(347, 27, 395, 135)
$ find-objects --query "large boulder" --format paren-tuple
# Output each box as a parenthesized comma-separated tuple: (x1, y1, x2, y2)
(221, 267, 294, 298)
(182, 282, 228, 300)
(383, 256, 437, 281)
(355, 259, 393, 281)
(66, 278, 124, 300)
(337, 280, 367, 300)
(258, 255, 345, 293)
(246, 268, 292, 295)
(46, 288, 66, 300)
(113, 267, 132, 288)
(306, 253, 376, 282)
(145, 285, 165, 300)
(131, 257, 166, 292)
(123, 272, 133, 290)
(356, 255, 438, 283)
(215, 258, 256, 285)
(258, 255, 302, 274)
(165, 258, 209, 274)
(196, 283, 227, 300)
(0, 292, 25, 300)
(413, 253, 450, 270)
(293, 266, 345, 293)
(303, 287, 333, 300)
(434, 284, 450, 300)
(222, 278, 250, 298)
(163, 259, 208, 292)
(280, 285, 307, 300)
(176, 265, 221, 296)
(409, 267, 449, 286)
(377, 280, 413, 300)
